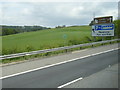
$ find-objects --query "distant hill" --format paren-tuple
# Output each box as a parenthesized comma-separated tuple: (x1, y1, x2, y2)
(0, 25, 50, 36)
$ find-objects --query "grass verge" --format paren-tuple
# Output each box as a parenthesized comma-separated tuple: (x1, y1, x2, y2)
(1, 40, 119, 64)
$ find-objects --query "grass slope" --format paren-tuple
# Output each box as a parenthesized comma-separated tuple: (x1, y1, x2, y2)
(2, 26, 95, 55)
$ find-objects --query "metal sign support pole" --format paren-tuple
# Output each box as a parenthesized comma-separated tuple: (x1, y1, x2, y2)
(102, 37, 104, 41)
(102, 37, 104, 45)
(94, 36, 96, 42)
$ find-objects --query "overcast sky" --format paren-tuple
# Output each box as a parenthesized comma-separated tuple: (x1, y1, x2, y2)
(0, 1, 119, 27)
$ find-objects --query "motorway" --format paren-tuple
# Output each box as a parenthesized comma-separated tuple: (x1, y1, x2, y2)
(2, 48, 119, 88)
(63, 63, 118, 88)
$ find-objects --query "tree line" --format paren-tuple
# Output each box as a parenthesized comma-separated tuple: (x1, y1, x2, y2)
(0, 25, 50, 36)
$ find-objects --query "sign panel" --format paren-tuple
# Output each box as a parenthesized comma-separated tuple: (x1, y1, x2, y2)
(94, 16, 113, 24)
(92, 24, 114, 36)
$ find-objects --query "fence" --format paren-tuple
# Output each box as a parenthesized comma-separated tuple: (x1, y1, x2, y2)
(0, 39, 120, 60)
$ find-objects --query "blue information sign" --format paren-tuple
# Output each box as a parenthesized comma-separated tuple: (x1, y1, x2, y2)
(95, 24, 114, 30)
(92, 24, 114, 36)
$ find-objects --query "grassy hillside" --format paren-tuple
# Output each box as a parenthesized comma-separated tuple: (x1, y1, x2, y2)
(2, 26, 96, 55)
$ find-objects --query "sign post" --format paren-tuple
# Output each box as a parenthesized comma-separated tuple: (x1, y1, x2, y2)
(92, 16, 114, 41)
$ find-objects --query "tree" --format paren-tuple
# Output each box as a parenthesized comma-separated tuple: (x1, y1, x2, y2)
(113, 19, 120, 38)
(89, 20, 94, 26)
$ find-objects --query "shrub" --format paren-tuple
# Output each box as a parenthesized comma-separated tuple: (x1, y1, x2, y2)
(26, 45, 34, 52)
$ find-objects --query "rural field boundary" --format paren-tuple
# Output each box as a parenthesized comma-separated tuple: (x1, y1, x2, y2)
(0, 39, 120, 60)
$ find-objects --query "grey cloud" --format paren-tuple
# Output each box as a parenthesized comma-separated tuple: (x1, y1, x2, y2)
(1, 2, 118, 27)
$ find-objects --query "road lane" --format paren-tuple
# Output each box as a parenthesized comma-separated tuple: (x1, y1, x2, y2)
(2, 49, 119, 88)
(63, 64, 118, 88)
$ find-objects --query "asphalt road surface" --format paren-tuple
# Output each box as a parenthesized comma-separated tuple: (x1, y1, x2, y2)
(2, 49, 119, 88)
(63, 63, 118, 88)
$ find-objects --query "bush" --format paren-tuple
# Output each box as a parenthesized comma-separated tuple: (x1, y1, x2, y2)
(85, 36, 92, 42)
(113, 20, 120, 38)
(68, 39, 79, 45)
(26, 45, 35, 51)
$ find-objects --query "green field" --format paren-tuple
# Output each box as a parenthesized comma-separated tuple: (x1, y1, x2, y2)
(2, 26, 101, 55)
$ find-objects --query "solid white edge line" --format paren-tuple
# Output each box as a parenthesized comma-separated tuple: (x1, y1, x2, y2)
(57, 77, 83, 88)
(0, 48, 119, 79)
